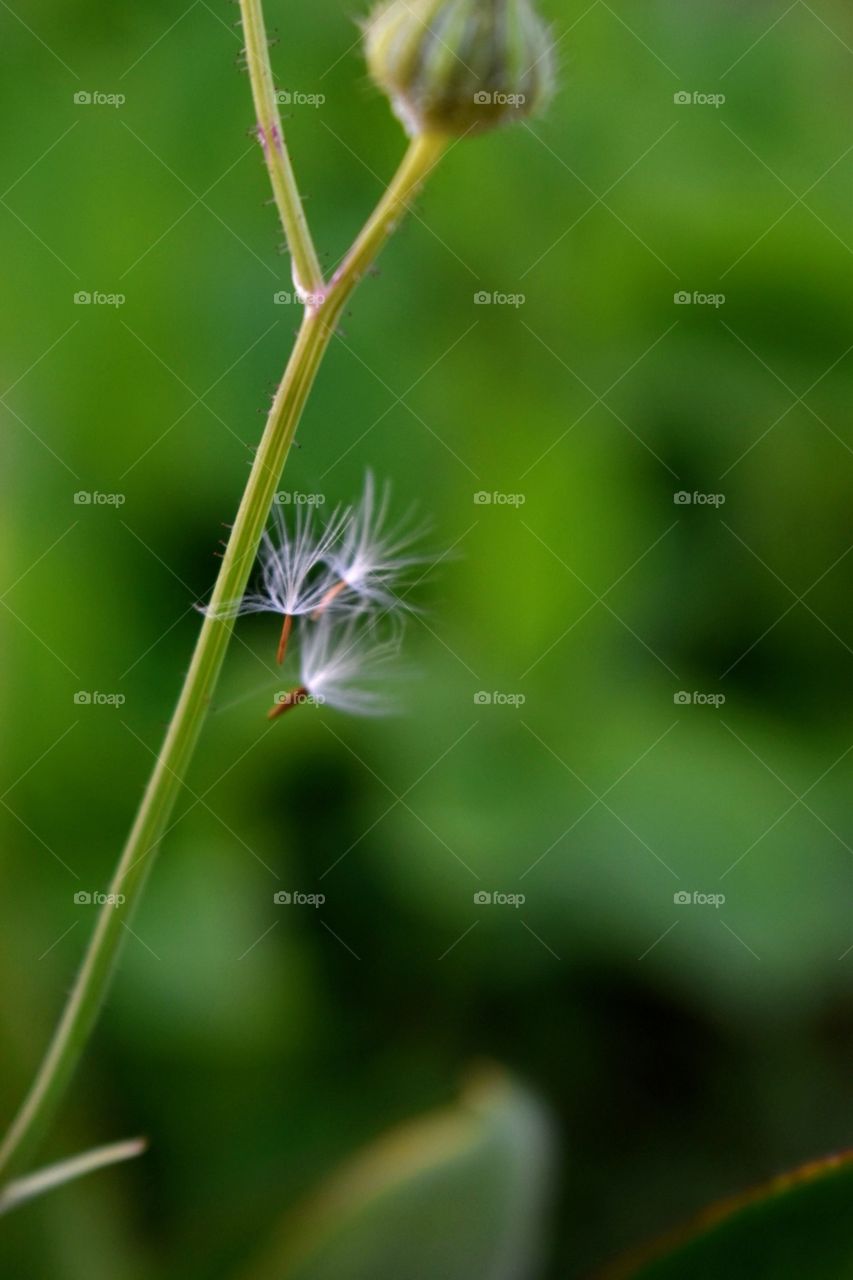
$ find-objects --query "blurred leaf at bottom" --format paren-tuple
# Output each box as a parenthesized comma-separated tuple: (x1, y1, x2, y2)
(611, 1151, 853, 1280)
(238, 1068, 555, 1280)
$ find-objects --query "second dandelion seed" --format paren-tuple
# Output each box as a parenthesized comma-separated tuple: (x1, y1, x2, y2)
(268, 615, 405, 719)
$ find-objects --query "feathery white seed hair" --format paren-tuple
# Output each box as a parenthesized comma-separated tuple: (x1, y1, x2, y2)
(300, 614, 404, 716)
(205, 502, 349, 621)
(322, 471, 430, 612)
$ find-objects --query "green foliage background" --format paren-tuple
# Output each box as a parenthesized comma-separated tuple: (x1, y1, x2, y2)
(1, 1, 851, 1275)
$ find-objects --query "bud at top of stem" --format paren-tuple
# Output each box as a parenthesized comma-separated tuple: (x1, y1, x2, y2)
(364, 0, 555, 138)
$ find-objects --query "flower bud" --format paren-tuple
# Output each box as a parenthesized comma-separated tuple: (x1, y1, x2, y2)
(364, 0, 555, 138)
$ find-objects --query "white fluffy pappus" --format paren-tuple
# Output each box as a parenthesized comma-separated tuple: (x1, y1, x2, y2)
(202, 472, 432, 712)
(201, 502, 350, 662)
(319, 471, 431, 615)
(269, 614, 407, 719)
(232, 503, 350, 620)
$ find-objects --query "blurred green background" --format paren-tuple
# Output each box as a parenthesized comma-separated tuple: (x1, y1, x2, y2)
(1, 0, 852, 1275)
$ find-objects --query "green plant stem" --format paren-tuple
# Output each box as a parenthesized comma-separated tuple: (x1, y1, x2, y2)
(0, 129, 448, 1185)
(325, 132, 448, 323)
(240, 0, 324, 296)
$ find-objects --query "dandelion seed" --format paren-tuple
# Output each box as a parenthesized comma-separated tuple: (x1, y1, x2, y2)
(202, 503, 349, 663)
(268, 615, 404, 720)
(316, 471, 429, 617)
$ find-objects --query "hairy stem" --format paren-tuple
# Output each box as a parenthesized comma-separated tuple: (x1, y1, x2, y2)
(0, 129, 447, 1183)
(240, 0, 324, 296)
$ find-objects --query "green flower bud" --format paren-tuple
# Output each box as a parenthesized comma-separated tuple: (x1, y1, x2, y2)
(364, 0, 555, 138)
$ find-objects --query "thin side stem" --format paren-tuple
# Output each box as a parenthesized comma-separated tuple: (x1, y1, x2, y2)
(240, 0, 324, 296)
(325, 132, 448, 328)
(0, 1138, 147, 1216)
(0, 130, 448, 1184)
